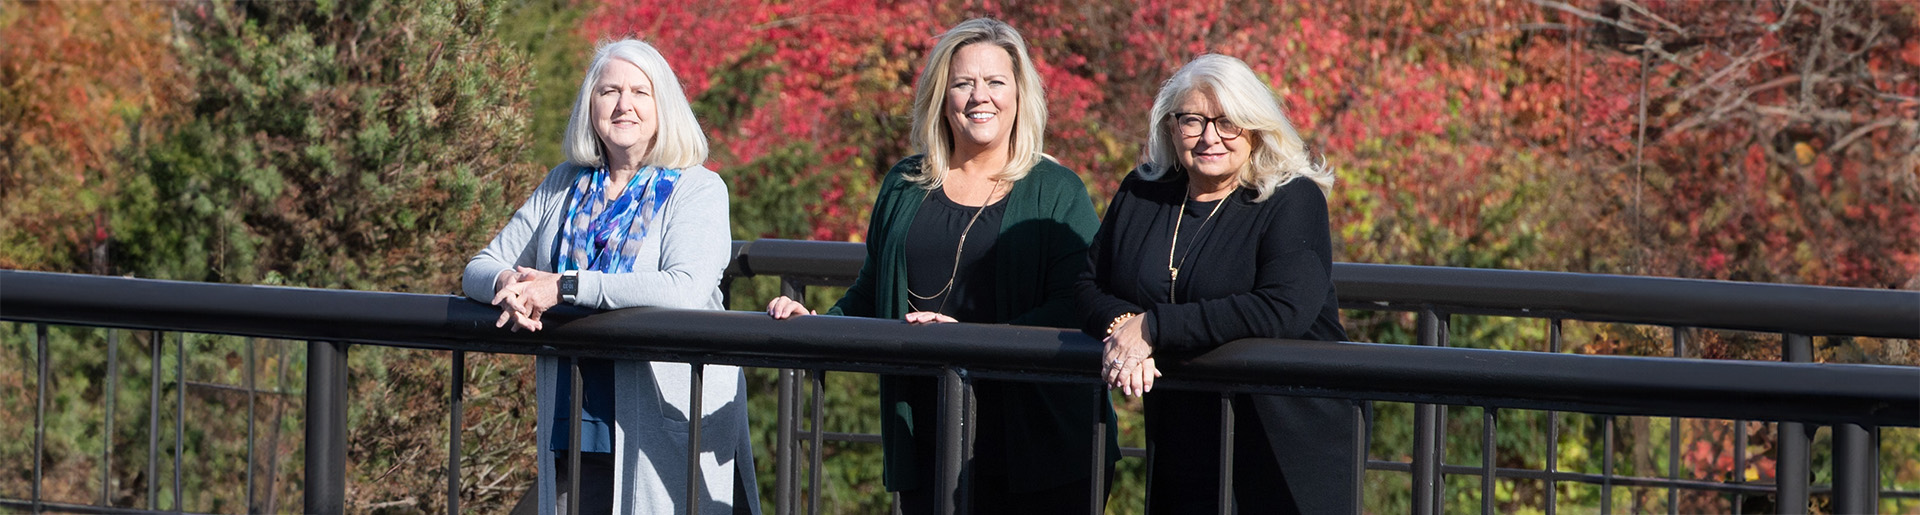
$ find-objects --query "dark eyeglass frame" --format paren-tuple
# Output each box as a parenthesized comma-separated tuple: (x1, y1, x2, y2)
(1170, 112, 1244, 140)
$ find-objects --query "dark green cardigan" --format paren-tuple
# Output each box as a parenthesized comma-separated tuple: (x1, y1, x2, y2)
(826, 155, 1120, 493)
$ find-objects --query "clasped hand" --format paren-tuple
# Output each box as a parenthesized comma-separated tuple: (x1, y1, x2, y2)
(492, 266, 561, 332)
(1103, 314, 1161, 397)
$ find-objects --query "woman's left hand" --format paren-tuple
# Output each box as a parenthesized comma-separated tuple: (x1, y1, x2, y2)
(1104, 313, 1158, 395)
(904, 311, 959, 325)
(492, 266, 562, 331)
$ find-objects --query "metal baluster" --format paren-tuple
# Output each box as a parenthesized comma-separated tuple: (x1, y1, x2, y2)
(1483, 408, 1495, 515)
(34, 325, 47, 514)
(1733, 420, 1746, 515)
(1090, 403, 1107, 515)
(1832, 423, 1876, 514)
(808, 370, 824, 515)
(687, 363, 704, 515)
(246, 338, 256, 513)
(1413, 309, 1446, 515)
(148, 331, 161, 510)
(1352, 402, 1367, 515)
(305, 340, 349, 514)
(1670, 329, 1684, 515)
(936, 367, 970, 515)
(567, 357, 581, 515)
(1217, 393, 1234, 515)
(1603, 416, 1614, 515)
(104, 330, 118, 507)
(174, 333, 184, 512)
(448, 351, 464, 515)
(1546, 319, 1561, 515)
(777, 369, 795, 515)
(1777, 333, 1811, 514)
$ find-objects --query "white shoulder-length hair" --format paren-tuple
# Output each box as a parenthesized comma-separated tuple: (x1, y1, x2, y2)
(562, 39, 708, 170)
(905, 18, 1051, 188)
(1143, 54, 1332, 201)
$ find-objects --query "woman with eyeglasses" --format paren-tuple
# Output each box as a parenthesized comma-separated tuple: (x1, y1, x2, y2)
(1075, 54, 1360, 513)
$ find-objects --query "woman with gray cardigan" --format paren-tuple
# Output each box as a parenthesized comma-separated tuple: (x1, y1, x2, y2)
(463, 39, 758, 515)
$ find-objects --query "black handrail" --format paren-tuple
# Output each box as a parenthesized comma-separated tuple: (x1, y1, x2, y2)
(4, 269, 1914, 428)
(734, 238, 1920, 338)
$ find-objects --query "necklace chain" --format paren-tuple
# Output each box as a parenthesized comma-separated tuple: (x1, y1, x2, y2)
(907, 179, 1005, 314)
(1168, 189, 1230, 303)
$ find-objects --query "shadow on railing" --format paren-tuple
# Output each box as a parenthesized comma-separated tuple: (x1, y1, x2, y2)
(2, 238, 1917, 514)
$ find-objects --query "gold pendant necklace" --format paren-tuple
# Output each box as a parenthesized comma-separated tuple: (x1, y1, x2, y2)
(907, 178, 1004, 314)
(1168, 188, 1229, 303)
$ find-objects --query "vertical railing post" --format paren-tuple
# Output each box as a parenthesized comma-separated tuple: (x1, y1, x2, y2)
(1602, 416, 1615, 515)
(448, 350, 465, 515)
(1352, 402, 1367, 515)
(174, 332, 184, 511)
(245, 338, 257, 513)
(305, 340, 349, 514)
(1482, 408, 1495, 515)
(1831, 423, 1876, 514)
(687, 363, 705, 515)
(1669, 329, 1685, 515)
(104, 329, 119, 508)
(1412, 308, 1446, 515)
(1545, 319, 1561, 515)
(567, 358, 582, 515)
(807, 369, 825, 515)
(1217, 393, 1235, 515)
(34, 325, 48, 514)
(148, 331, 161, 510)
(1090, 405, 1107, 515)
(1776, 333, 1811, 514)
(776, 369, 796, 515)
(778, 279, 806, 515)
(936, 367, 973, 515)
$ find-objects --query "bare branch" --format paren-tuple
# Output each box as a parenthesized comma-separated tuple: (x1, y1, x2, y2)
(1828, 117, 1909, 156)
(1613, 0, 1689, 36)
(1525, 0, 1645, 34)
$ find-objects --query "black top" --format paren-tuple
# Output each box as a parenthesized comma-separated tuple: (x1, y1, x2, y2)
(1076, 167, 1358, 514)
(903, 186, 1007, 322)
(1076, 168, 1347, 350)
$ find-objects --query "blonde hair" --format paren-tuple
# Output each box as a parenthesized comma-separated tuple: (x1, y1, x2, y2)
(906, 18, 1050, 188)
(563, 39, 709, 169)
(1143, 54, 1332, 201)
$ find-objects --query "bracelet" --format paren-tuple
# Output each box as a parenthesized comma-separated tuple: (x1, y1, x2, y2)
(1106, 312, 1140, 335)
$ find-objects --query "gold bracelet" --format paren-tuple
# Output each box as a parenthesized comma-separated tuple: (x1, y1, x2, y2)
(1107, 312, 1140, 335)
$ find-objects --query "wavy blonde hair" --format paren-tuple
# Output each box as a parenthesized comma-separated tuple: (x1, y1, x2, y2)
(905, 18, 1050, 188)
(1143, 54, 1332, 201)
(563, 38, 709, 169)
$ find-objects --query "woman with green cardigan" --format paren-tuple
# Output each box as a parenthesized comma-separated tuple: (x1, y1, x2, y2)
(765, 18, 1118, 513)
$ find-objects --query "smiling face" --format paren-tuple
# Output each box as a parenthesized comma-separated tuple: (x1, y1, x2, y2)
(1172, 90, 1251, 190)
(590, 59, 658, 167)
(943, 42, 1019, 159)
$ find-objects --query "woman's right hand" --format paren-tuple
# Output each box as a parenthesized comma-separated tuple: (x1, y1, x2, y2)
(767, 296, 815, 319)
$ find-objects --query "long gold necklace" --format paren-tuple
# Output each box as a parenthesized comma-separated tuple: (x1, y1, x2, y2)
(907, 178, 1005, 314)
(1168, 188, 1230, 303)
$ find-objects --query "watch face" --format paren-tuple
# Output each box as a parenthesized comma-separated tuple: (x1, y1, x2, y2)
(559, 276, 578, 296)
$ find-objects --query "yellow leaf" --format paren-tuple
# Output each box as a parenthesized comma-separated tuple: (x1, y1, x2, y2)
(1794, 142, 1816, 166)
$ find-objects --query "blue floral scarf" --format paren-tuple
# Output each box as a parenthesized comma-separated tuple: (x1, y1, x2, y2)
(556, 166, 681, 274)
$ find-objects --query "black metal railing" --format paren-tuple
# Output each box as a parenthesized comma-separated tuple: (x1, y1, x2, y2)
(2, 238, 1917, 514)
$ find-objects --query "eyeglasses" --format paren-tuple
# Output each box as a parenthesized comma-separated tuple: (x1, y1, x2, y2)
(1171, 113, 1243, 140)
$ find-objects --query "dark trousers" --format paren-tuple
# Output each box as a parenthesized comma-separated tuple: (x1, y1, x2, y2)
(555, 451, 616, 514)
(1143, 391, 1361, 515)
(896, 467, 1113, 514)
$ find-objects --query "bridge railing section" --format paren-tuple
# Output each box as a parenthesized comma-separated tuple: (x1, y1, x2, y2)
(0, 238, 1914, 514)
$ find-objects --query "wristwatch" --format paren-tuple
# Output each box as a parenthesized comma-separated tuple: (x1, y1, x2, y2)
(559, 270, 579, 304)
